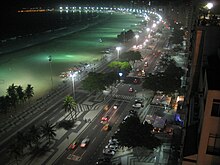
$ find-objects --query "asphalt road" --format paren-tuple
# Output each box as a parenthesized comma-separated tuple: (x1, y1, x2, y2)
(54, 99, 132, 165)
(0, 21, 171, 165)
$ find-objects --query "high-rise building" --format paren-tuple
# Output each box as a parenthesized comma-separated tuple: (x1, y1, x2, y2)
(180, 1, 220, 164)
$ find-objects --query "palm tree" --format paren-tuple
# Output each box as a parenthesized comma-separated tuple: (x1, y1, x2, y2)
(0, 95, 11, 113)
(25, 84, 34, 103)
(41, 122, 56, 144)
(63, 95, 77, 120)
(7, 83, 18, 108)
(26, 125, 41, 149)
(16, 85, 25, 104)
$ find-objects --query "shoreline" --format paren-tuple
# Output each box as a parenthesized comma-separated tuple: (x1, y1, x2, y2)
(0, 14, 110, 57)
(0, 13, 143, 98)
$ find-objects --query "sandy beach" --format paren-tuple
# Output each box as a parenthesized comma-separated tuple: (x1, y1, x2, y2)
(0, 13, 142, 98)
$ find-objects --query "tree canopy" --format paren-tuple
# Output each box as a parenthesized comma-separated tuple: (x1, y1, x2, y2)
(108, 61, 132, 73)
(120, 50, 142, 62)
(117, 29, 135, 43)
(114, 115, 161, 150)
(142, 60, 184, 93)
(82, 71, 119, 93)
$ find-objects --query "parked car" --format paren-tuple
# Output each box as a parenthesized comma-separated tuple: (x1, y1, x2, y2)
(129, 109, 137, 116)
(135, 98, 144, 104)
(80, 138, 90, 148)
(123, 115, 131, 121)
(132, 103, 144, 108)
(105, 144, 118, 151)
(103, 148, 116, 155)
(109, 138, 119, 145)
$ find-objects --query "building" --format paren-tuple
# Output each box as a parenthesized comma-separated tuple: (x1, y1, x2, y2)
(180, 1, 220, 164)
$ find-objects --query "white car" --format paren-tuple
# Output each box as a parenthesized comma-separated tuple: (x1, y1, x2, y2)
(135, 98, 144, 104)
(105, 144, 118, 151)
(103, 148, 116, 155)
(109, 138, 119, 145)
(132, 103, 144, 108)
(80, 138, 90, 148)
(113, 104, 118, 110)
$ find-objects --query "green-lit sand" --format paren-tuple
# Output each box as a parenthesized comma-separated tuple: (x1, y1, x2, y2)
(0, 13, 143, 98)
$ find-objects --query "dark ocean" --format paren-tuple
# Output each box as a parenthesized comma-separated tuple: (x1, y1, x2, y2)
(0, 11, 100, 41)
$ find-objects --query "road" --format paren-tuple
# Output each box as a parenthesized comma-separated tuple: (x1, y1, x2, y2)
(0, 17, 172, 165)
(54, 99, 133, 165)
(53, 26, 172, 165)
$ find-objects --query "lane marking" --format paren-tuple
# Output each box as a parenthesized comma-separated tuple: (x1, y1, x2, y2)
(93, 125, 97, 130)
(91, 137, 96, 144)
(81, 150, 87, 157)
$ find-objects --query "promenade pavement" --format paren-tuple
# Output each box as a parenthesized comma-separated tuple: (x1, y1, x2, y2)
(9, 93, 108, 165)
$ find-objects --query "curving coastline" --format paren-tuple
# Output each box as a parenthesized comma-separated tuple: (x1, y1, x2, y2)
(0, 13, 110, 57)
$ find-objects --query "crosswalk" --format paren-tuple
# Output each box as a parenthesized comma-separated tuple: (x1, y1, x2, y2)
(112, 94, 134, 101)
(111, 153, 156, 165)
(75, 104, 92, 112)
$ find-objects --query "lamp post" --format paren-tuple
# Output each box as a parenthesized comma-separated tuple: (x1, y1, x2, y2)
(116, 46, 121, 60)
(135, 34, 139, 46)
(70, 71, 76, 99)
(123, 28, 126, 44)
(206, 2, 213, 18)
(206, 2, 213, 10)
(48, 55, 53, 89)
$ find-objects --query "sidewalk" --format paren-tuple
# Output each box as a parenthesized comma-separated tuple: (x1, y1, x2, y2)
(15, 99, 105, 165)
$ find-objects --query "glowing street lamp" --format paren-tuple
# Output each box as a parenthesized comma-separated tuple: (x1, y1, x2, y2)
(48, 55, 53, 89)
(206, 2, 213, 10)
(70, 71, 76, 99)
(123, 29, 126, 43)
(116, 46, 121, 59)
(135, 34, 139, 45)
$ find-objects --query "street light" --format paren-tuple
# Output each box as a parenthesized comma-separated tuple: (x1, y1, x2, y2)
(70, 71, 76, 99)
(116, 46, 121, 60)
(123, 29, 126, 43)
(48, 55, 53, 89)
(135, 34, 139, 46)
(206, 2, 213, 10)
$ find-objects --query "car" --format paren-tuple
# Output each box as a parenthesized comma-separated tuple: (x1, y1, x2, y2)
(101, 116, 109, 124)
(102, 124, 111, 131)
(135, 98, 144, 104)
(103, 148, 116, 155)
(128, 87, 134, 92)
(68, 141, 78, 150)
(104, 104, 109, 111)
(132, 103, 144, 108)
(113, 103, 119, 110)
(109, 138, 119, 145)
(133, 78, 140, 84)
(129, 109, 137, 115)
(96, 157, 111, 164)
(105, 144, 118, 151)
(123, 115, 131, 121)
(80, 138, 90, 148)
(144, 61, 148, 67)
